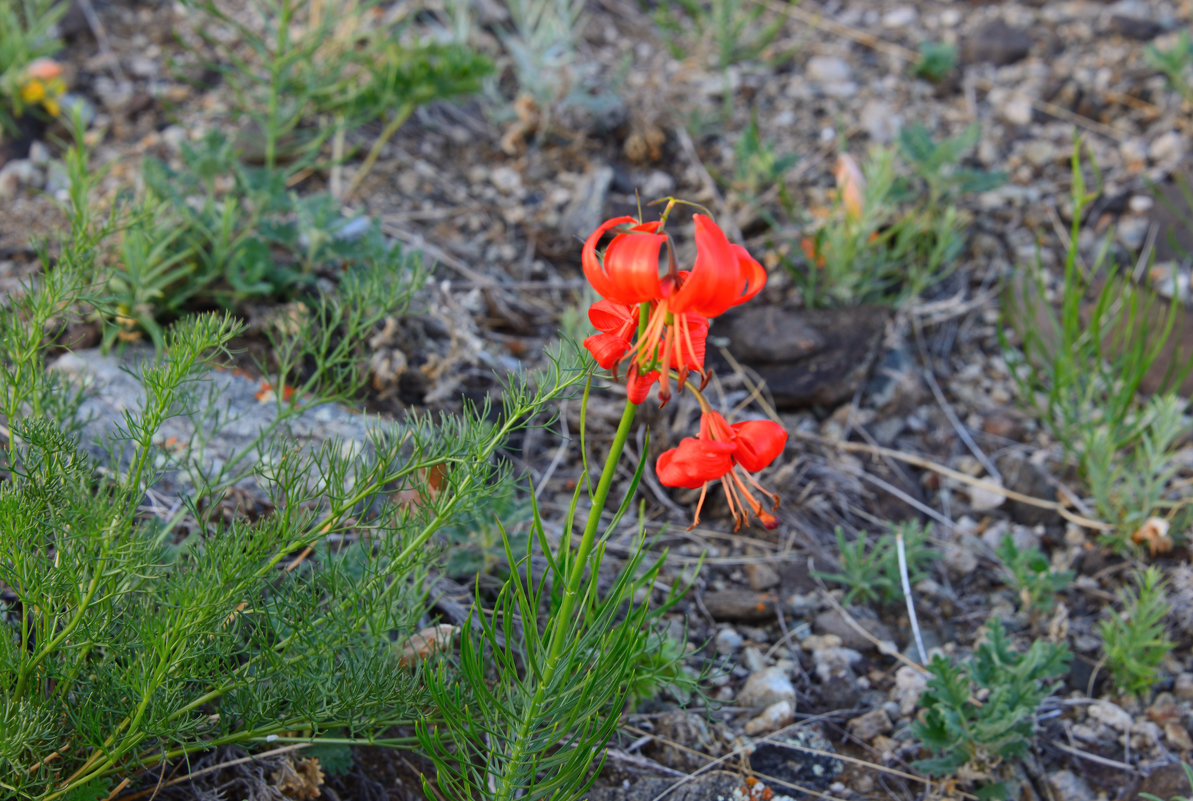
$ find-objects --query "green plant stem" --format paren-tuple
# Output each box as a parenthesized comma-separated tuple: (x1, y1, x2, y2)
(495, 395, 638, 801)
(344, 102, 415, 200)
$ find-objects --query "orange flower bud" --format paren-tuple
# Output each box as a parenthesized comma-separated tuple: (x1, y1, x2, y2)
(26, 58, 64, 81)
(834, 153, 866, 221)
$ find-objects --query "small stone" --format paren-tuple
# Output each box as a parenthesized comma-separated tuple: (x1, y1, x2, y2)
(745, 562, 780, 591)
(1121, 137, 1148, 170)
(1022, 140, 1058, 167)
(881, 7, 916, 27)
(963, 20, 1033, 66)
(489, 165, 522, 194)
(703, 590, 777, 623)
(737, 666, 796, 710)
(1129, 194, 1155, 214)
(27, 141, 50, 166)
(846, 708, 892, 741)
(860, 100, 901, 143)
(715, 628, 744, 654)
(812, 647, 863, 708)
(1000, 94, 1034, 126)
(995, 452, 1059, 526)
(1117, 215, 1150, 250)
(1043, 770, 1096, 801)
(744, 700, 795, 735)
(1173, 672, 1193, 700)
(813, 608, 894, 652)
(806, 55, 856, 96)
(941, 542, 979, 578)
(1088, 700, 1133, 731)
(1110, 14, 1164, 41)
(892, 665, 927, 715)
(1149, 131, 1184, 164)
(0, 159, 41, 200)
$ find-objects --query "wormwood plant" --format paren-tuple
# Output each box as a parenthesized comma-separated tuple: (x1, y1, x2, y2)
(793, 123, 1002, 307)
(1002, 140, 1193, 552)
(912, 618, 1071, 800)
(1100, 567, 1174, 698)
(814, 520, 936, 607)
(995, 535, 1074, 617)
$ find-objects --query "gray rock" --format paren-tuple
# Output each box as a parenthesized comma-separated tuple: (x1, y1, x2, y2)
(963, 20, 1033, 66)
(715, 627, 744, 654)
(51, 349, 403, 507)
(1043, 770, 1096, 801)
(587, 774, 743, 801)
(1149, 131, 1185, 164)
(737, 666, 796, 710)
(846, 707, 892, 741)
(744, 699, 795, 735)
(1109, 14, 1164, 41)
(710, 305, 891, 411)
(648, 710, 717, 771)
(813, 608, 894, 653)
(812, 646, 862, 708)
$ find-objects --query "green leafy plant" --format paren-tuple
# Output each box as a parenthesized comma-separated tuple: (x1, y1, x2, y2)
(912, 618, 1071, 800)
(1100, 567, 1174, 698)
(995, 535, 1074, 616)
(0, 0, 66, 132)
(814, 520, 937, 607)
(1146, 31, 1193, 104)
(792, 124, 1002, 307)
(912, 40, 958, 83)
(1002, 140, 1193, 551)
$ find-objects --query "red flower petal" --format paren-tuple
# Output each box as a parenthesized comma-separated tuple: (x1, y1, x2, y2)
(626, 365, 661, 404)
(583, 217, 667, 306)
(584, 332, 630, 369)
(671, 216, 767, 318)
(730, 420, 787, 472)
(588, 299, 637, 337)
(656, 438, 736, 488)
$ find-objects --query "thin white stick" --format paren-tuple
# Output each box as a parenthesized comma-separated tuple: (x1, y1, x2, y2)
(896, 529, 927, 665)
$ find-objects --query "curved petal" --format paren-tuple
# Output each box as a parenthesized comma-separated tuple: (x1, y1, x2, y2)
(583, 217, 667, 305)
(626, 366, 659, 405)
(656, 438, 735, 488)
(731, 244, 767, 305)
(730, 420, 788, 472)
(670, 215, 740, 316)
(588, 300, 637, 337)
(584, 332, 630, 370)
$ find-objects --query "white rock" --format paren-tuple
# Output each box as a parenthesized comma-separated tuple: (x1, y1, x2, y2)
(743, 700, 795, 734)
(806, 55, 856, 97)
(882, 6, 917, 27)
(715, 628, 744, 654)
(1088, 700, 1133, 731)
(1001, 95, 1034, 126)
(489, 165, 523, 194)
(1149, 131, 1184, 164)
(860, 100, 901, 143)
(737, 666, 796, 709)
(893, 664, 927, 715)
(967, 476, 1007, 511)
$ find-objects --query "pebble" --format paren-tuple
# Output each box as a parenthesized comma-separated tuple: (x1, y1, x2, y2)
(0, 160, 41, 200)
(744, 700, 795, 735)
(1043, 770, 1097, 801)
(963, 20, 1033, 65)
(999, 93, 1034, 126)
(715, 628, 744, 654)
(745, 562, 780, 591)
(846, 707, 892, 741)
(489, 165, 522, 195)
(1088, 700, 1134, 732)
(881, 7, 916, 27)
(1149, 131, 1184, 164)
(737, 666, 796, 710)
(892, 665, 927, 715)
(860, 100, 901, 143)
(806, 55, 856, 97)
(1174, 672, 1193, 701)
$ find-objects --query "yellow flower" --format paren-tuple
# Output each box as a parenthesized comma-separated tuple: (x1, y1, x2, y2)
(20, 79, 46, 104)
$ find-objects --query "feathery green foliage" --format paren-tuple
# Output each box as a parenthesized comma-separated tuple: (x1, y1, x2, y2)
(1100, 567, 1174, 698)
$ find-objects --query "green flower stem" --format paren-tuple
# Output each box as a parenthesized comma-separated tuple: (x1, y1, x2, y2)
(496, 393, 638, 801)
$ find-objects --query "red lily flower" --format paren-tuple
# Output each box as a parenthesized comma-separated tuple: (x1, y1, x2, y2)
(582, 300, 709, 403)
(582, 214, 765, 403)
(656, 411, 786, 531)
